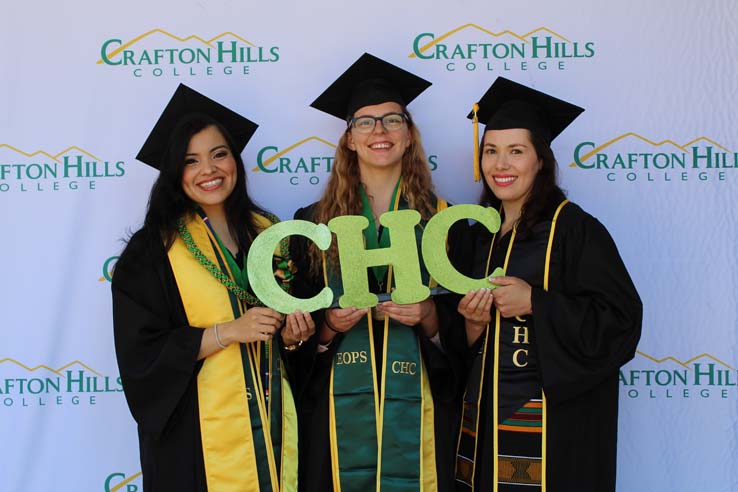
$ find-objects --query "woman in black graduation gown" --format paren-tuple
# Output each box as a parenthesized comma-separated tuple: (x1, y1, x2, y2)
(112, 84, 313, 492)
(453, 78, 642, 492)
(290, 53, 466, 492)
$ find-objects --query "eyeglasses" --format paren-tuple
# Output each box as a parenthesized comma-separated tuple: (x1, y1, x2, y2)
(349, 112, 409, 133)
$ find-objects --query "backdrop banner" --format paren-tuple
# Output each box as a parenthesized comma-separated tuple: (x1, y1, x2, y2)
(1, 1, 736, 491)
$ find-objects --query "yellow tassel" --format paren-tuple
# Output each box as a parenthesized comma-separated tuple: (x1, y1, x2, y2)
(472, 103, 480, 182)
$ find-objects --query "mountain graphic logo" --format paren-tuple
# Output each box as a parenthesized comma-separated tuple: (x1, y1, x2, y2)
(620, 350, 737, 398)
(0, 358, 103, 376)
(634, 350, 735, 371)
(410, 24, 572, 57)
(408, 24, 595, 62)
(98, 29, 280, 70)
(251, 136, 336, 173)
(97, 29, 257, 64)
(570, 133, 732, 168)
(0, 144, 101, 163)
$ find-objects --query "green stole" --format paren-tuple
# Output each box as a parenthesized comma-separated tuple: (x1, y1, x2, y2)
(167, 213, 298, 492)
(329, 181, 440, 492)
(455, 200, 569, 492)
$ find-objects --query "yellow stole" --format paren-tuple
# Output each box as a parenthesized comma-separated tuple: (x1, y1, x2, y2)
(167, 213, 297, 492)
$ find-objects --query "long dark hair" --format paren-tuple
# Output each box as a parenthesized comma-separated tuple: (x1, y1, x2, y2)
(143, 113, 266, 252)
(479, 129, 566, 239)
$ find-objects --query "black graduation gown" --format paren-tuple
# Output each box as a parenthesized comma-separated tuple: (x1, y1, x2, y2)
(290, 202, 470, 492)
(112, 228, 299, 492)
(112, 229, 208, 492)
(458, 202, 642, 492)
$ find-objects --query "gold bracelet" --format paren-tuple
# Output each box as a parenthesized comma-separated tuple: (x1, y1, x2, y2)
(213, 323, 228, 350)
(283, 339, 304, 352)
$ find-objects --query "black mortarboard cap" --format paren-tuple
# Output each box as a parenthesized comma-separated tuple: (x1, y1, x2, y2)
(467, 77, 583, 181)
(136, 83, 259, 169)
(310, 53, 432, 121)
(468, 77, 584, 144)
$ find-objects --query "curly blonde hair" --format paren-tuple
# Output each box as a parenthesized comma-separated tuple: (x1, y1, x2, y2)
(308, 111, 436, 277)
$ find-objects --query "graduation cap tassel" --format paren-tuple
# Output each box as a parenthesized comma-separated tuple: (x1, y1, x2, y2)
(472, 103, 480, 182)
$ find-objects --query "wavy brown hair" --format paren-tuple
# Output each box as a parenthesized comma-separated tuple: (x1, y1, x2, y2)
(308, 111, 436, 277)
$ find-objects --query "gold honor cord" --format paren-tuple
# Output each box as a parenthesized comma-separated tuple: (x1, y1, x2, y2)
(492, 227, 518, 492)
(540, 199, 568, 492)
(322, 251, 330, 293)
(247, 341, 280, 489)
(279, 357, 299, 492)
(419, 345, 437, 492)
(325, 249, 343, 492)
(328, 369, 341, 492)
(454, 226, 498, 492)
(419, 198, 446, 491)
(374, 277, 391, 491)
(240, 216, 280, 489)
(374, 183, 403, 491)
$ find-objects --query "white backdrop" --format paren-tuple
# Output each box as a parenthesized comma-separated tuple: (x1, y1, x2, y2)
(1, 1, 737, 491)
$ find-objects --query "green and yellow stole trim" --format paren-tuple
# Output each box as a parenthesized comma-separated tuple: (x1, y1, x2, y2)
(168, 213, 298, 492)
(455, 200, 568, 492)
(328, 185, 445, 492)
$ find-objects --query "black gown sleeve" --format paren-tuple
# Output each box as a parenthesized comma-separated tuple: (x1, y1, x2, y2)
(111, 230, 204, 437)
(439, 219, 489, 392)
(531, 205, 643, 404)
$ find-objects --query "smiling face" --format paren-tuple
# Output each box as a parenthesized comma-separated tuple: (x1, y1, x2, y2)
(481, 128, 543, 217)
(346, 101, 412, 171)
(180, 124, 237, 216)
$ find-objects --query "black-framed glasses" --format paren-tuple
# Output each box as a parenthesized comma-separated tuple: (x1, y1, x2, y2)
(349, 112, 409, 133)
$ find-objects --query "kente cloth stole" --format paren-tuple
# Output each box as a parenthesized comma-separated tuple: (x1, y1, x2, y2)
(455, 200, 568, 492)
(328, 189, 446, 492)
(168, 213, 298, 492)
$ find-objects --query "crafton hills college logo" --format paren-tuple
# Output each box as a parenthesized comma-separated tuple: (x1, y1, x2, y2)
(0, 144, 125, 193)
(99, 256, 119, 283)
(97, 29, 280, 78)
(569, 133, 737, 183)
(408, 23, 595, 73)
(104, 471, 142, 492)
(250, 136, 337, 187)
(250, 135, 440, 186)
(0, 358, 123, 408)
(620, 351, 737, 400)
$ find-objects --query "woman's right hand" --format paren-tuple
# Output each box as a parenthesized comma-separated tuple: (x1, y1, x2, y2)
(458, 289, 494, 346)
(222, 307, 284, 344)
(319, 307, 368, 344)
(325, 307, 368, 332)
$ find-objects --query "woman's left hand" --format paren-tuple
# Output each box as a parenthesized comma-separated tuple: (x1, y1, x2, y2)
(377, 298, 438, 337)
(489, 276, 533, 318)
(281, 310, 316, 347)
